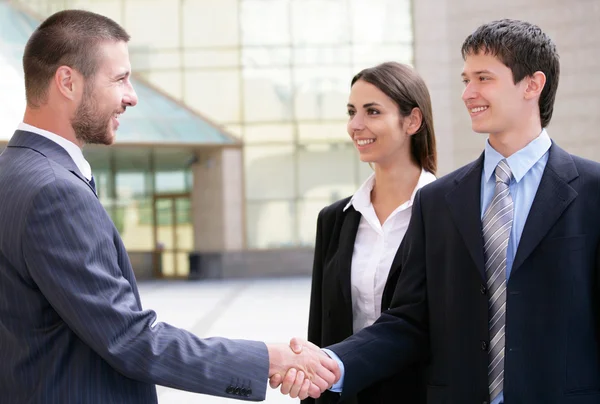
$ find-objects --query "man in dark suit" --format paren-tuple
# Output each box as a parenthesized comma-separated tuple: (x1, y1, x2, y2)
(0, 10, 338, 403)
(275, 19, 600, 403)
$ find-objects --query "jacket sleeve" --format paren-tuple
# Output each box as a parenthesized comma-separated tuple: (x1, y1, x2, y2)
(327, 189, 429, 400)
(21, 179, 269, 401)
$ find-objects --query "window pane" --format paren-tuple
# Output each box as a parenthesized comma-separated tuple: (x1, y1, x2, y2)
(293, 46, 352, 66)
(245, 145, 295, 200)
(297, 143, 356, 199)
(243, 68, 293, 122)
(184, 70, 241, 124)
(297, 122, 349, 142)
(297, 199, 330, 247)
(137, 71, 182, 101)
(351, 0, 412, 43)
(241, 0, 291, 46)
(118, 202, 154, 251)
(352, 43, 413, 67)
(242, 47, 292, 68)
(126, 0, 180, 49)
(244, 123, 295, 144)
(184, 49, 239, 69)
(246, 200, 295, 248)
(293, 66, 351, 120)
(182, 0, 239, 47)
(130, 49, 180, 71)
(291, 0, 349, 45)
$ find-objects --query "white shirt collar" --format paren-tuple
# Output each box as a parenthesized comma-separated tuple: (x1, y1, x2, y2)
(344, 169, 436, 212)
(18, 122, 92, 180)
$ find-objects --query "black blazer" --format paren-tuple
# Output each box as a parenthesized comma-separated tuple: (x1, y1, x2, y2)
(328, 143, 600, 404)
(304, 197, 426, 404)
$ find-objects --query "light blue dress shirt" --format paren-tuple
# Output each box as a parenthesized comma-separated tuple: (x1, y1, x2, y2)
(483, 130, 550, 403)
(325, 130, 552, 401)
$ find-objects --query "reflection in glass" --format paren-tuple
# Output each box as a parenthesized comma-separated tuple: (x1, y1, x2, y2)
(297, 143, 356, 199)
(293, 66, 351, 120)
(241, 0, 291, 46)
(291, 0, 349, 45)
(244, 145, 295, 200)
(243, 68, 293, 122)
(246, 200, 295, 248)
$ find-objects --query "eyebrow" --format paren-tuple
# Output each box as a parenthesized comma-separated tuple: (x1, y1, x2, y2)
(461, 69, 495, 77)
(347, 102, 383, 108)
(114, 71, 130, 80)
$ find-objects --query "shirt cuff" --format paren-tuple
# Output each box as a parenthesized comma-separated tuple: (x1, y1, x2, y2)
(321, 348, 345, 393)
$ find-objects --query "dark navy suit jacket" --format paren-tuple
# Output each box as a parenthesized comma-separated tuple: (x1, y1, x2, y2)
(329, 144, 600, 404)
(0, 131, 269, 403)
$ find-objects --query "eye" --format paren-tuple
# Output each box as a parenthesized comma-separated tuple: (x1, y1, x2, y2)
(479, 76, 490, 82)
(347, 109, 356, 117)
(462, 78, 470, 85)
(367, 108, 380, 115)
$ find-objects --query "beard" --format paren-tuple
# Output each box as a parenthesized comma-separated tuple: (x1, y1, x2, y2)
(71, 83, 117, 146)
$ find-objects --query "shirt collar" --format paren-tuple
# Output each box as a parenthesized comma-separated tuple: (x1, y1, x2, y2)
(483, 128, 551, 184)
(343, 169, 436, 212)
(18, 122, 92, 180)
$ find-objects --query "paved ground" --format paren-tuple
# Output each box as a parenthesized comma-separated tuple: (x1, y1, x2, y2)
(137, 277, 313, 404)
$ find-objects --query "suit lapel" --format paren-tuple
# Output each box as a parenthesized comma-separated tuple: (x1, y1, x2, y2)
(8, 130, 97, 196)
(336, 206, 362, 307)
(511, 144, 578, 272)
(445, 153, 486, 279)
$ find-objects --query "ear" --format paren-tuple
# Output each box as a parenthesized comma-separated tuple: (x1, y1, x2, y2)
(54, 66, 83, 101)
(405, 107, 423, 136)
(524, 71, 546, 100)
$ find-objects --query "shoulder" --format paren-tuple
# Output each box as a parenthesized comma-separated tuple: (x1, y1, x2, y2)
(317, 196, 353, 221)
(418, 160, 482, 198)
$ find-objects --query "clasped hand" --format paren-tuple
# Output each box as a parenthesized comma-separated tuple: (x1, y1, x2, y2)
(267, 337, 339, 400)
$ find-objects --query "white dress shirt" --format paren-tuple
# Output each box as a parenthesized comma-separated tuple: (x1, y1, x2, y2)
(18, 122, 92, 181)
(345, 169, 436, 333)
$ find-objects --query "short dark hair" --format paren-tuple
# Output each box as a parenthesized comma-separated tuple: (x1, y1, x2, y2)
(352, 62, 437, 174)
(23, 9, 130, 107)
(461, 19, 560, 128)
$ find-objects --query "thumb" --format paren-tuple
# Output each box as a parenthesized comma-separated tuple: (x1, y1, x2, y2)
(289, 337, 304, 354)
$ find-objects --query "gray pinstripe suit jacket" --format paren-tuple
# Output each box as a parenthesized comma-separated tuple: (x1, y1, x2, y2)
(0, 130, 268, 403)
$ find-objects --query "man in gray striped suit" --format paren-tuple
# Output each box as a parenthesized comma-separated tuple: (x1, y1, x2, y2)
(0, 9, 339, 404)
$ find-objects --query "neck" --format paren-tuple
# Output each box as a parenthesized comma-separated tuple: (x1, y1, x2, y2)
(371, 157, 422, 206)
(488, 117, 542, 157)
(23, 106, 82, 149)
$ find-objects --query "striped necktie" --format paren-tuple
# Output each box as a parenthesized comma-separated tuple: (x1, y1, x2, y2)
(482, 159, 513, 401)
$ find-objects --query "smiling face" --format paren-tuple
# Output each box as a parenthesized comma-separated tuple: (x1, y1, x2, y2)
(461, 51, 531, 137)
(71, 40, 138, 145)
(347, 79, 413, 167)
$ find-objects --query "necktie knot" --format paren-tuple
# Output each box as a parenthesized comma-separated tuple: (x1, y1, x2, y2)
(495, 159, 512, 185)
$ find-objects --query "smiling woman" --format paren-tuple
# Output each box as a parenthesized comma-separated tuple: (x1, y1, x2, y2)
(304, 61, 437, 404)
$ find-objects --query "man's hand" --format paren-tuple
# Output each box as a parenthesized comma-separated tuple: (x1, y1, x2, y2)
(267, 338, 340, 399)
(268, 338, 340, 399)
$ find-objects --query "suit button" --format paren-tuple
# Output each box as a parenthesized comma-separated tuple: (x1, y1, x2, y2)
(247, 388, 252, 396)
(482, 401, 489, 404)
(481, 341, 488, 351)
(240, 388, 247, 396)
(226, 385, 234, 394)
(480, 284, 487, 295)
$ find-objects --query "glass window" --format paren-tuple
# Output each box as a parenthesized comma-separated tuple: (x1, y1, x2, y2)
(182, 0, 240, 47)
(244, 123, 295, 144)
(293, 45, 352, 66)
(243, 68, 293, 122)
(76, 0, 124, 25)
(136, 71, 183, 101)
(125, 0, 180, 49)
(290, 0, 349, 45)
(297, 143, 356, 199)
(240, 0, 291, 46)
(351, 0, 412, 44)
(245, 145, 295, 200)
(352, 43, 413, 67)
(297, 199, 330, 247)
(130, 49, 181, 71)
(246, 200, 295, 248)
(297, 122, 349, 143)
(184, 49, 239, 69)
(184, 70, 241, 124)
(242, 47, 292, 68)
(293, 66, 351, 120)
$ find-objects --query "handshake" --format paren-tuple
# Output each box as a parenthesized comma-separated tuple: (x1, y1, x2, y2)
(267, 337, 341, 400)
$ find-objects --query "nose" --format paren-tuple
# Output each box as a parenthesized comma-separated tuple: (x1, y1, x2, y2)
(123, 82, 138, 107)
(462, 82, 477, 103)
(348, 112, 365, 133)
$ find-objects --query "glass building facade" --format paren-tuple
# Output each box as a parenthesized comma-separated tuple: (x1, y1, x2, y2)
(13, 0, 414, 250)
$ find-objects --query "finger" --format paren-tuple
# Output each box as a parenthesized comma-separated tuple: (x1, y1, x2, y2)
(280, 368, 297, 396)
(269, 373, 283, 389)
(307, 373, 329, 392)
(316, 357, 340, 386)
(308, 381, 323, 399)
(298, 378, 313, 400)
(289, 337, 304, 354)
(289, 370, 305, 398)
